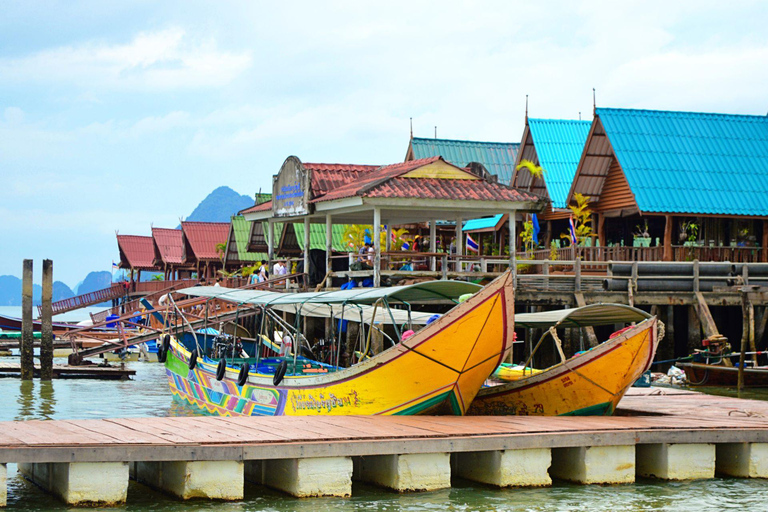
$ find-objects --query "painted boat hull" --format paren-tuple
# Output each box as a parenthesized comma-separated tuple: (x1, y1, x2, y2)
(165, 273, 515, 416)
(467, 317, 659, 416)
(679, 362, 768, 387)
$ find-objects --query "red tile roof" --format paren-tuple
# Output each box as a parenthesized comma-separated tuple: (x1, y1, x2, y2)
(240, 200, 272, 215)
(304, 163, 380, 197)
(366, 177, 539, 202)
(180, 222, 230, 261)
(152, 228, 184, 265)
(116, 235, 157, 270)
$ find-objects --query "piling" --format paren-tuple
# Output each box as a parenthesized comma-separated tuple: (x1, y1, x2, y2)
(21, 259, 34, 381)
(40, 259, 53, 381)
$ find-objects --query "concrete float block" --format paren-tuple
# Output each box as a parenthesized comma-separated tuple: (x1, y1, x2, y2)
(257, 457, 352, 498)
(550, 445, 635, 484)
(18, 462, 128, 506)
(354, 453, 451, 492)
(716, 443, 768, 478)
(636, 443, 715, 480)
(0, 463, 6, 507)
(133, 460, 243, 500)
(453, 449, 552, 487)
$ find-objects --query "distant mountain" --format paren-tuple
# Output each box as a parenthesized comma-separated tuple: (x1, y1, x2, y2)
(53, 281, 74, 302)
(185, 186, 254, 223)
(76, 271, 112, 296)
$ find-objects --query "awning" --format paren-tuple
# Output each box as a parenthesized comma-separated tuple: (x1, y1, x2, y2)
(271, 303, 437, 325)
(178, 280, 483, 306)
(462, 214, 506, 233)
(514, 304, 652, 329)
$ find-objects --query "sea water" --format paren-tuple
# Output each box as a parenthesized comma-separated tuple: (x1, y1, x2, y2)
(1, 359, 767, 511)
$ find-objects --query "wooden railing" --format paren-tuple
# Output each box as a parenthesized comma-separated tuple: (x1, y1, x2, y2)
(43, 283, 126, 316)
(672, 246, 765, 263)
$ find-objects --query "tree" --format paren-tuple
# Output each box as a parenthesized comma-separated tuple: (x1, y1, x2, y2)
(516, 160, 545, 192)
(561, 193, 593, 246)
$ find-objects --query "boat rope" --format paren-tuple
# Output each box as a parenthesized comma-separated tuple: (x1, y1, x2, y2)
(728, 409, 766, 418)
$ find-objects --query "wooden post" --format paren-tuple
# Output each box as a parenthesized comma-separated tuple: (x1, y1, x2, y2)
(41, 259, 53, 381)
(545, 220, 553, 249)
(429, 220, 437, 271)
(543, 260, 550, 289)
(267, 220, 274, 270)
(664, 305, 675, 361)
(303, 217, 310, 280)
(510, 210, 517, 286)
(693, 259, 700, 293)
(455, 216, 463, 272)
(597, 213, 605, 248)
(574, 257, 582, 292)
(738, 290, 750, 392)
(325, 214, 333, 288)
(763, 220, 768, 263)
(688, 305, 702, 353)
(21, 259, 34, 381)
(663, 215, 673, 261)
(373, 207, 381, 287)
(441, 255, 448, 280)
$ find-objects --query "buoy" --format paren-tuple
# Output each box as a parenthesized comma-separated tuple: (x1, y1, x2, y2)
(188, 349, 198, 370)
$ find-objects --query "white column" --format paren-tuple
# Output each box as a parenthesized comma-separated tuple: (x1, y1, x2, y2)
(0, 463, 6, 507)
(20, 462, 129, 506)
(303, 216, 311, 282)
(510, 210, 517, 286)
(256, 457, 352, 498)
(430, 219, 437, 271)
(325, 214, 333, 288)
(132, 460, 243, 500)
(550, 446, 635, 484)
(355, 453, 450, 492)
(455, 216, 463, 272)
(373, 207, 381, 287)
(267, 220, 274, 269)
(636, 443, 715, 480)
(453, 449, 551, 487)
(385, 223, 392, 252)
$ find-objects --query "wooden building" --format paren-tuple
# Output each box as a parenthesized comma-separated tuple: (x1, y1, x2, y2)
(152, 228, 192, 280)
(116, 235, 159, 283)
(568, 108, 768, 262)
(180, 221, 232, 279)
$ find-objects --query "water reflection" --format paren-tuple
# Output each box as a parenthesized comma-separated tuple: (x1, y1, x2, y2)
(37, 381, 56, 419)
(15, 381, 35, 421)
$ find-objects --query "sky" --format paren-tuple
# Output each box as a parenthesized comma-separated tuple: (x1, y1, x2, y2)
(2, 0, 768, 288)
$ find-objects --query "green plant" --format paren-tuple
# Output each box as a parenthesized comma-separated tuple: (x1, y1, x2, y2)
(516, 160, 545, 192)
(549, 240, 559, 261)
(215, 242, 227, 262)
(520, 219, 535, 253)
(151, 274, 164, 281)
(561, 193, 593, 246)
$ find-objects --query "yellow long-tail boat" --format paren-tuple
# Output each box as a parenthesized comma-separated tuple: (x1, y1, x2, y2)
(162, 272, 515, 416)
(467, 304, 660, 416)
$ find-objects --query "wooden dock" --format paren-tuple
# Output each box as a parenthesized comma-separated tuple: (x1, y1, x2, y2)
(0, 362, 135, 380)
(1, 387, 768, 505)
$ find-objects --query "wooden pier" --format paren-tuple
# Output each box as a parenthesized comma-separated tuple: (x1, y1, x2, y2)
(1, 387, 768, 505)
(0, 362, 135, 380)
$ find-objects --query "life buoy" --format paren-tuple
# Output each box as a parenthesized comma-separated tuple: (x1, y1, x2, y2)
(237, 363, 249, 387)
(273, 359, 288, 386)
(216, 358, 226, 381)
(188, 349, 198, 370)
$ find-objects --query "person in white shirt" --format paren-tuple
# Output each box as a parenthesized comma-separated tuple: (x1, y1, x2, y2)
(273, 261, 287, 276)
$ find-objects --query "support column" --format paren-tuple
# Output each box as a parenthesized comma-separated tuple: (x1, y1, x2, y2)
(41, 259, 53, 381)
(550, 445, 635, 484)
(354, 453, 450, 492)
(325, 214, 333, 287)
(636, 443, 715, 480)
(509, 211, 517, 286)
(429, 220, 437, 271)
(20, 462, 128, 506)
(763, 220, 768, 263)
(716, 443, 768, 478)
(0, 463, 6, 507)
(688, 306, 702, 352)
(132, 460, 243, 500)
(247, 457, 352, 497)
(453, 449, 551, 487)
(385, 223, 392, 253)
(373, 207, 381, 287)
(303, 217, 310, 282)
(597, 213, 605, 248)
(267, 220, 274, 270)
(663, 215, 673, 261)
(21, 259, 33, 381)
(455, 216, 463, 272)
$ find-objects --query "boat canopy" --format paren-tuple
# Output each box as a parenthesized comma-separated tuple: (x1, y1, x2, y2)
(515, 304, 652, 329)
(270, 303, 437, 325)
(178, 280, 483, 306)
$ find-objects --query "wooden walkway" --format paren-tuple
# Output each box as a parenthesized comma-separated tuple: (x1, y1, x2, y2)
(0, 362, 135, 380)
(1, 387, 767, 464)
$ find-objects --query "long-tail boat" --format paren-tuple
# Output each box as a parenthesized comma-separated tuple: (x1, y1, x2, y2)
(467, 304, 660, 416)
(161, 272, 515, 416)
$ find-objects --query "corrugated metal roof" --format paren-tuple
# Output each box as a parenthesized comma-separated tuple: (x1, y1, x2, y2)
(292, 223, 353, 252)
(463, 214, 504, 232)
(181, 221, 230, 261)
(527, 118, 591, 209)
(151, 228, 184, 265)
(410, 137, 520, 185)
(117, 235, 157, 270)
(231, 216, 266, 262)
(597, 108, 768, 216)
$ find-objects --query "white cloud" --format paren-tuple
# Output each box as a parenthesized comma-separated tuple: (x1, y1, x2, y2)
(0, 28, 252, 91)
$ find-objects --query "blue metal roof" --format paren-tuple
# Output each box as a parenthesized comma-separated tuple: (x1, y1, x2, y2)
(410, 137, 520, 185)
(597, 108, 768, 216)
(463, 214, 503, 232)
(527, 118, 591, 209)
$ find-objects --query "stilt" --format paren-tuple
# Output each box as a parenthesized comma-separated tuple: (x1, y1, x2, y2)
(247, 457, 352, 497)
(550, 445, 635, 484)
(688, 306, 702, 353)
(19, 462, 129, 506)
(716, 443, 768, 478)
(453, 449, 551, 487)
(21, 259, 33, 381)
(373, 207, 381, 287)
(354, 453, 450, 492)
(0, 463, 6, 507)
(40, 259, 53, 381)
(132, 460, 243, 500)
(636, 443, 715, 480)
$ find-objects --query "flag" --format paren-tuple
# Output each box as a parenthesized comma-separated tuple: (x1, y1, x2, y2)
(466, 234, 479, 253)
(532, 213, 540, 245)
(112, 261, 118, 268)
(568, 216, 578, 245)
(401, 241, 410, 250)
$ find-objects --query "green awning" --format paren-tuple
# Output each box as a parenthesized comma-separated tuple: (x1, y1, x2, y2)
(514, 304, 651, 329)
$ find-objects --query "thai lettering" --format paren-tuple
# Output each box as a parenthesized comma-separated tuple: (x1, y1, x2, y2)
(290, 391, 361, 413)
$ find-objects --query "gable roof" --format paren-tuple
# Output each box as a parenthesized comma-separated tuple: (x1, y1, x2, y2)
(117, 235, 157, 270)
(590, 108, 768, 216)
(151, 228, 184, 266)
(304, 162, 380, 197)
(524, 119, 591, 209)
(462, 214, 506, 233)
(227, 216, 265, 264)
(180, 221, 230, 262)
(408, 137, 520, 185)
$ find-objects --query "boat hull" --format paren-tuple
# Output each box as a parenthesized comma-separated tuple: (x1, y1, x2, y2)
(679, 362, 768, 387)
(467, 317, 659, 416)
(166, 273, 515, 416)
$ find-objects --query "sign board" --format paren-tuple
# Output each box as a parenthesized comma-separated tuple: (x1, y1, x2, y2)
(272, 156, 311, 217)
